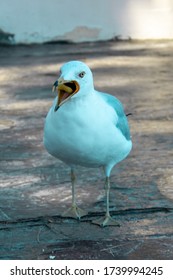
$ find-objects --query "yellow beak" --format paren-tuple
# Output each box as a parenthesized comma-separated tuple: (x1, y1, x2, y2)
(53, 78, 79, 111)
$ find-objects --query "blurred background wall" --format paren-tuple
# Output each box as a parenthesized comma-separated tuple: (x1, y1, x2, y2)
(0, 0, 173, 44)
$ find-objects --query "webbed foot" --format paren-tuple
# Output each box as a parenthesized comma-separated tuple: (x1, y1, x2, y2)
(62, 204, 88, 219)
(92, 214, 120, 227)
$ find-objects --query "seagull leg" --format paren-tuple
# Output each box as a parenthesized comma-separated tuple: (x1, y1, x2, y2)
(92, 176, 120, 227)
(62, 168, 88, 219)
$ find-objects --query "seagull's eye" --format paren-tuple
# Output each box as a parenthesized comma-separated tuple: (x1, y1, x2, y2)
(78, 71, 86, 78)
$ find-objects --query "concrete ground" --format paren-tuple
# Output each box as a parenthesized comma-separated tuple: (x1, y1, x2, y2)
(0, 40, 173, 260)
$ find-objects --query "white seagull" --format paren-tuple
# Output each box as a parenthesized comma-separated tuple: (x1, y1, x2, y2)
(44, 61, 132, 226)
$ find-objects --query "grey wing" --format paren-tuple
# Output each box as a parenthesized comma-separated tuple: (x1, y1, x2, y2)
(99, 92, 131, 141)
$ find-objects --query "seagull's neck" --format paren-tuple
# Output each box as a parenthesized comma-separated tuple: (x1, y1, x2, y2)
(59, 90, 94, 112)
(73, 88, 95, 101)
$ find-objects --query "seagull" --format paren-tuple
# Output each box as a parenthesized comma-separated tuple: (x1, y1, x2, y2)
(43, 60, 132, 226)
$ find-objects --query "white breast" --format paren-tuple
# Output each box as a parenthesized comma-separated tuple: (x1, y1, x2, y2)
(44, 92, 131, 168)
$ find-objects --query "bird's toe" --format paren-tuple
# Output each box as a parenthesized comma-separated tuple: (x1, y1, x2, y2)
(92, 214, 120, 227)
(62, 204, 88, 219)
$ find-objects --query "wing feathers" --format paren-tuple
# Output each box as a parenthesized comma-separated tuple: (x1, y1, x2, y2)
(100, 92, 131, 141)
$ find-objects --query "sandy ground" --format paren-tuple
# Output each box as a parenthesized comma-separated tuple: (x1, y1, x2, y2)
(0, 40, 173, 259)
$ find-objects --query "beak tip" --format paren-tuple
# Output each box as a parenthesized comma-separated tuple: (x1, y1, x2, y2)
(52, 80, 58, 92)
(54, 104, 60, 112)
(54, 80, 58, 87)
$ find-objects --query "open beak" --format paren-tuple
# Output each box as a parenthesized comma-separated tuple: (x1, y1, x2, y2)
(52, 78, 80, 111)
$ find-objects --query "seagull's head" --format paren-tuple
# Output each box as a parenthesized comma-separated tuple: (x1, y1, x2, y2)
(53, 61, 94, 111)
